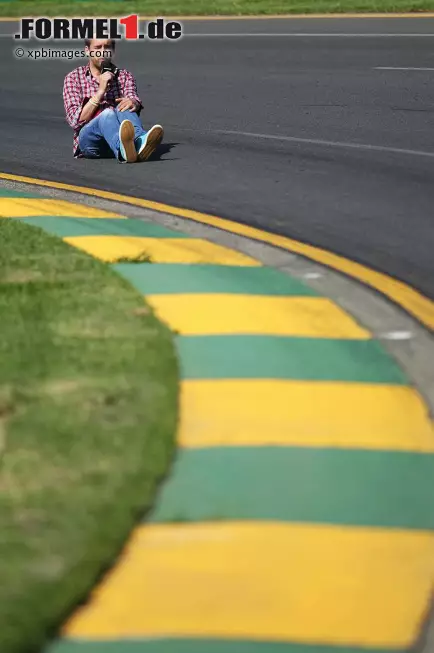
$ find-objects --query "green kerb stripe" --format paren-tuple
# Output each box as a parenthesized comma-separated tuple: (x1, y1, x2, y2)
(45, 639, 404, 653)
(18, 217, 188, 239)
(0, 189, 42, 198)
(113, 263, 318, 296)
(148, 447, 434, 530)
(175, 335, 408, 383)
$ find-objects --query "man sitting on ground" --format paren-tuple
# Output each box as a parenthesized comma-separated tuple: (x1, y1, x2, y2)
(63, 38, 163, 163)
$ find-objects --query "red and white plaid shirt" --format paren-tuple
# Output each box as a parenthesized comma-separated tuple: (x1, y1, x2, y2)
(63, 63, 143, 157)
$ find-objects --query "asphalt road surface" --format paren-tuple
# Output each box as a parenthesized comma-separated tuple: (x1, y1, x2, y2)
(1, 18, 434, 299)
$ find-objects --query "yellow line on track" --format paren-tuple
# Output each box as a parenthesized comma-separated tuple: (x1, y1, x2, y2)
(179, 379, 434, 450)
(1, 172, 432, 331)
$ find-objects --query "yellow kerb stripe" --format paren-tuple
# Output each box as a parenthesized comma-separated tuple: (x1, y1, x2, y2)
(62, 522, 434, 648)
(146, 294, 370, 338)
(179, 380, 434, 451)
(63, 236, 261, 266)
(0, 198, 122, 218)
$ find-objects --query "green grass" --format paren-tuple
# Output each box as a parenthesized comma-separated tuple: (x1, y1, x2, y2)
(0, 219, 179, 653)
(2, 0, 434, 16)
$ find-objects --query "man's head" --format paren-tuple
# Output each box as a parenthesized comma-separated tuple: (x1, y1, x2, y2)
(84, 38, 115, 69)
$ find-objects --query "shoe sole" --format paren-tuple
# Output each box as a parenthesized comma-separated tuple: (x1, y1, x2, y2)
(138, 125, 164, 162)
(119, 120, 137, 163)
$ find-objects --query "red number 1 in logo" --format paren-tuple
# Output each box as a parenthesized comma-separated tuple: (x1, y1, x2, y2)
(120, 14, 139, 39)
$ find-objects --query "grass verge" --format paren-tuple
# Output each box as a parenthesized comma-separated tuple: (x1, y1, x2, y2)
(2, 0, 434, 16)
(0, 218, 179, 653)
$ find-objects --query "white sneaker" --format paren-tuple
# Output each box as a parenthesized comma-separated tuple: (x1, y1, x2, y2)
(135, 125, 164, 162)
(119, 120, 137, 163)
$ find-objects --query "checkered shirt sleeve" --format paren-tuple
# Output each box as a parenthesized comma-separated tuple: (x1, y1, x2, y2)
(63, 69, 87, 130)
(119, 69, 143, 112)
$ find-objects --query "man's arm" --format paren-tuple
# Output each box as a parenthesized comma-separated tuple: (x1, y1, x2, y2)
(63, 70, 113, 128)
(78, 71, 114, 122)
(116, 70, 143, 113)
(63, 71, 88, 130)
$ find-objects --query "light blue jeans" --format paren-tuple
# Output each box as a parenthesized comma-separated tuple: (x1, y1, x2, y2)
(78, 107, 146, 160)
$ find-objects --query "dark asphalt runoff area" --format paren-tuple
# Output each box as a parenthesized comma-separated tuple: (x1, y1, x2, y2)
(1, 18, 434, 299)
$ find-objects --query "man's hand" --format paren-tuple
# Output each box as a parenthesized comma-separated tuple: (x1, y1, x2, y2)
(99, 71, 114, 93)
(115, 97, 138, 112)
